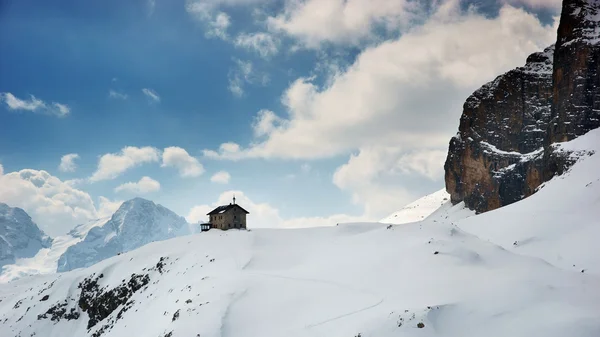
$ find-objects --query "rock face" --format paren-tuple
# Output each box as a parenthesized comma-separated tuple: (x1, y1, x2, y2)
(444, 46, 557, 212)
(551, 0, 600, 142)
(445, 0, 600, 213)
(57, 198, 190, 272)
(0, 203, 52, 267)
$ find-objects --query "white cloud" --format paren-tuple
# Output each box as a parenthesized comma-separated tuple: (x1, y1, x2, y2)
(0, 169, 101, 236)
(235, 32, 280, 58)
(186, 2, 232, 40)
(395, 150, 447, 181)
(161, 147, 204, 177)
(301, 163, 311, 174)
(52, 103, 70, 116)
(2, 92, 45, 111)
(97, 196, 123, 218)
(186, 190, 367, 228)
(228, 75, 244, 97)
(0, 163, 4, 176)
(199, 3, 557, 215)
(503, 0, 561, 9)
(267, 0, 420, 48)
(115, 176, 161, 194)
(0, 92, 70, 117)
(64, 178, 85, 187)
(252, 109, 282, 137)
(108, 90, 128, 100)
(59, 153, 80, 173)
(204, 4, 557, 161)
(208, 12, 232, 40)
(142, 88, 160, 102)
(210, 171, 231, 184)
(203, 142, 241, 159)
(333, 146, 417, 217)
(90, 146, 161, 182)
(227, 59, 269, 97)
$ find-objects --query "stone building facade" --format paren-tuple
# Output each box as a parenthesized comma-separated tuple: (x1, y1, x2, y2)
(205, 197, 249, 230)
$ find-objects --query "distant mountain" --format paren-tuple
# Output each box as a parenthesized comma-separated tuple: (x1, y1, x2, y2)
(66, 217, 110, 239)
(0, 217, 109, 283)
(0, 203, 52, 268)
(380, 189, 450, 224)
(57, 198, 190, 272)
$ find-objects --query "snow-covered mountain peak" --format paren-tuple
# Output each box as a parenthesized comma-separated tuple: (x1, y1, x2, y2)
(57, 198, 190, 272)
(108, 197, 190, 245)
(0, 203, 52, 268)
(0, 217, 109, 283)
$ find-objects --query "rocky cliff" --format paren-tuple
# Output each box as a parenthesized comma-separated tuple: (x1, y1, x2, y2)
(551, 0, 600, 142)
(445, 0, 600, 213)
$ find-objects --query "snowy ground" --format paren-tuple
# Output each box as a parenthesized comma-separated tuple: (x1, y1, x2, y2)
(0, 129, 599, 337)
(380, 189, 452, 224)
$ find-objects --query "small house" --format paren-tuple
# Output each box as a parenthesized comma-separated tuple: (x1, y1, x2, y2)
(204, 196, 249, 230)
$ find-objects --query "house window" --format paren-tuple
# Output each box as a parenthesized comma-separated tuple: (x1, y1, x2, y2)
(234, 215, 236, 219)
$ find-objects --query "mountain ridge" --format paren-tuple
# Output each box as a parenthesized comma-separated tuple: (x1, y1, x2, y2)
(57, 197, 191, 272)
(0, 203, 52, 269)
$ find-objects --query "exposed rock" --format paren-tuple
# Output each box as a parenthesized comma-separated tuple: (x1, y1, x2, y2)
(78, 272, 150, 329)
(550, 0, 600, 142)
(444, 46, 556, 212)
(37, 300, 80, 322)
(445, 0, 600, 213)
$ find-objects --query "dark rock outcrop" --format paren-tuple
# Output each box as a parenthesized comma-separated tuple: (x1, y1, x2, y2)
(445, 0, 600, 213)
(550, 0, 600, 142)
(444, 46, 557, 212)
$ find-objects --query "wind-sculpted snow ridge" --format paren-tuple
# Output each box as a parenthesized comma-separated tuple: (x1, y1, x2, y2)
(57, 198, 190, 272)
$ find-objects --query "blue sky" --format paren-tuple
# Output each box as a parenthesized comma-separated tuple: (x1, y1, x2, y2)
(0, 0, 560, 236)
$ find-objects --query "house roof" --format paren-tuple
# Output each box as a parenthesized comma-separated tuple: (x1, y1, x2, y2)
(206, 204, 250, 215)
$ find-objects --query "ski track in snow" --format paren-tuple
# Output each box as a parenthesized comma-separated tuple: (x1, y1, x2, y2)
(249, 271, 385, 329)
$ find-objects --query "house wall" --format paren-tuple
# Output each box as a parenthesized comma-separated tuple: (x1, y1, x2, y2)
(209, 206, 247, 230)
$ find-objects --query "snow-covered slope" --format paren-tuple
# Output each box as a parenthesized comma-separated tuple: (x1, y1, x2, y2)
(57, 198, 190, 272)
(0, 129, 599, 337)
(0, 203, 51, 269)
(456, 127, 600, 274)
(67, 218, 110, 239)
(380, 189, 451, 224)
(0, 217, 109, 283)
